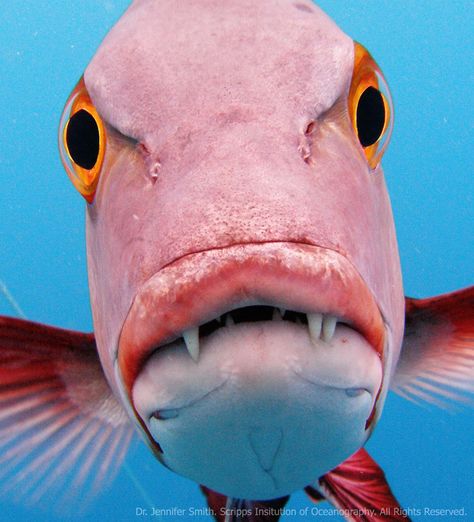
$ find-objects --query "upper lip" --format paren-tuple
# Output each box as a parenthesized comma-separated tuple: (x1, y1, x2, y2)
(118, 242, 385, 394)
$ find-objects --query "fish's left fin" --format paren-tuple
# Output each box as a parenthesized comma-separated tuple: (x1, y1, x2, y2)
(0, 316, 136, 508)
(392, 286, 474, 408)
(200, 485, 290, 521)
(306, 448, 410, 521)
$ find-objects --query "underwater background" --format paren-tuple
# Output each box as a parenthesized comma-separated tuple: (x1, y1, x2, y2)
(0, 1, 472, 520)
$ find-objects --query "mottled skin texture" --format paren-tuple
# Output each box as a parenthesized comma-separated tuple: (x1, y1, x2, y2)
(83, 0, 405, 498)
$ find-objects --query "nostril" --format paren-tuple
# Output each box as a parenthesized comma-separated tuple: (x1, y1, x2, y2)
(305, 121, 316, 135)
(137, 141, 161, 183)
(149, 161, 161, 182)
(299, 121, 316, 165)
(137, 141, 150, 157)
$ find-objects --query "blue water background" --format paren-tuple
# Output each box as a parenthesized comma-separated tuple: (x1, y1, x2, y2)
(0, 1, 472, 520)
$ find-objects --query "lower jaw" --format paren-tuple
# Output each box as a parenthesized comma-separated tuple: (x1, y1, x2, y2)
(132, 321, 382, 499)
(159, 388, 373, 499)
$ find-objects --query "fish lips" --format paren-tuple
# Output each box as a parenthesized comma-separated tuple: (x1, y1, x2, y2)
(117, 242, 386, 398)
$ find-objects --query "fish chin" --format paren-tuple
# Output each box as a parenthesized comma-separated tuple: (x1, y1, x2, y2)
(133, 320, 382, 499)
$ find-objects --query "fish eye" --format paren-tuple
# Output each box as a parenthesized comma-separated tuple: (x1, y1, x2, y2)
(348, 43, 393, 170)
(59, 77, 105, 202)
(66, 110, 100, 170)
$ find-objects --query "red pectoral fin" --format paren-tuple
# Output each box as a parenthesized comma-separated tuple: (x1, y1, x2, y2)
(306, 448, 410, 521)
(0, 316, 135, 506)
(200, 485, 289, 521)
(392, 286, 474, 408)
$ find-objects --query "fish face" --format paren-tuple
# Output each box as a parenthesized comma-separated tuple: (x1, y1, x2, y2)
(77, 0, 404, 498)
(128, 243, 384, 498)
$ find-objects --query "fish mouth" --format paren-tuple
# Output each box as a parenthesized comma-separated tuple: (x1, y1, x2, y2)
(118, 242, 385, 399)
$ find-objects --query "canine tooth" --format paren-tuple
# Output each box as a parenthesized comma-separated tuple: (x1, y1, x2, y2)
(225, 314, 235, 326)
(272, 308, 282, 321)
(322, 316, 337, 343)
(183, 328, 199, 362)
(279, 308, 286, 317)
(307, 313, 322, 342)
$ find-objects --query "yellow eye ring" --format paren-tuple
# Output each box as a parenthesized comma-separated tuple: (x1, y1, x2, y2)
(59, 77, 106, 202)
(348, 43, 394, 170)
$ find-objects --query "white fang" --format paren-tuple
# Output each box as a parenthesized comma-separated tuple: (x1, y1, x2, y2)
(307, 313, 323, 343)
(183, 328, 200, 362)
(322, 316, 337, 343)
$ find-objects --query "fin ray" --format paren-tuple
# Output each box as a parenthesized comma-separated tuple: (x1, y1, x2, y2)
(392, 287, 474, 408)
(0, 316, 136, 509)
(307, 448, 410, 521)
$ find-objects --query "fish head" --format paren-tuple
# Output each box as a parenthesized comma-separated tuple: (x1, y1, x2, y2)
(59, 0, 404, 500)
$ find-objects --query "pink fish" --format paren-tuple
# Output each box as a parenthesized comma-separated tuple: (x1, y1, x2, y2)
(1, 1, 473, 521)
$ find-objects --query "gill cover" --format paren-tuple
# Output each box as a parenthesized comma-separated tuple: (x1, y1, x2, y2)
(59, 77, 106, 202)
(349, 43, 394, 169)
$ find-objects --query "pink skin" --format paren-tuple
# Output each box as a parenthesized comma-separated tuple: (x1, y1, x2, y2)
(83, 0, 404, 437)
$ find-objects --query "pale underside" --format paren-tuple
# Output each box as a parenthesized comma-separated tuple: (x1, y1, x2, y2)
(134, 317, 382, 499)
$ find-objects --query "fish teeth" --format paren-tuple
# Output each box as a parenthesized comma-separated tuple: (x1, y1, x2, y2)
(272, 308, 283, 321)
(183, 328, 200, 362)
(307, 313, 323, 342)
(181, 310, 338, 360)
(307, 313, 338, 343)
(322, 315, 337, 343)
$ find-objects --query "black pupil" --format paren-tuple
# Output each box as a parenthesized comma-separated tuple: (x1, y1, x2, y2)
(356, 86, 386, 148)
(66, 109, 100, 170)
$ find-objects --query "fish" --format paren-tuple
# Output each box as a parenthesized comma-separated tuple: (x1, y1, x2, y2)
(0, 1, 473, 521)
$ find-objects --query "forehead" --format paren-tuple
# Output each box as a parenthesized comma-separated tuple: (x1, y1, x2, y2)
(84, 0, 353, 144)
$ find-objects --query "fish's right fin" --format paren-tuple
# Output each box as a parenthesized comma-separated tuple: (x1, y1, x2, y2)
(200, 485, 289, 521)
(0, 316, 136, 509)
